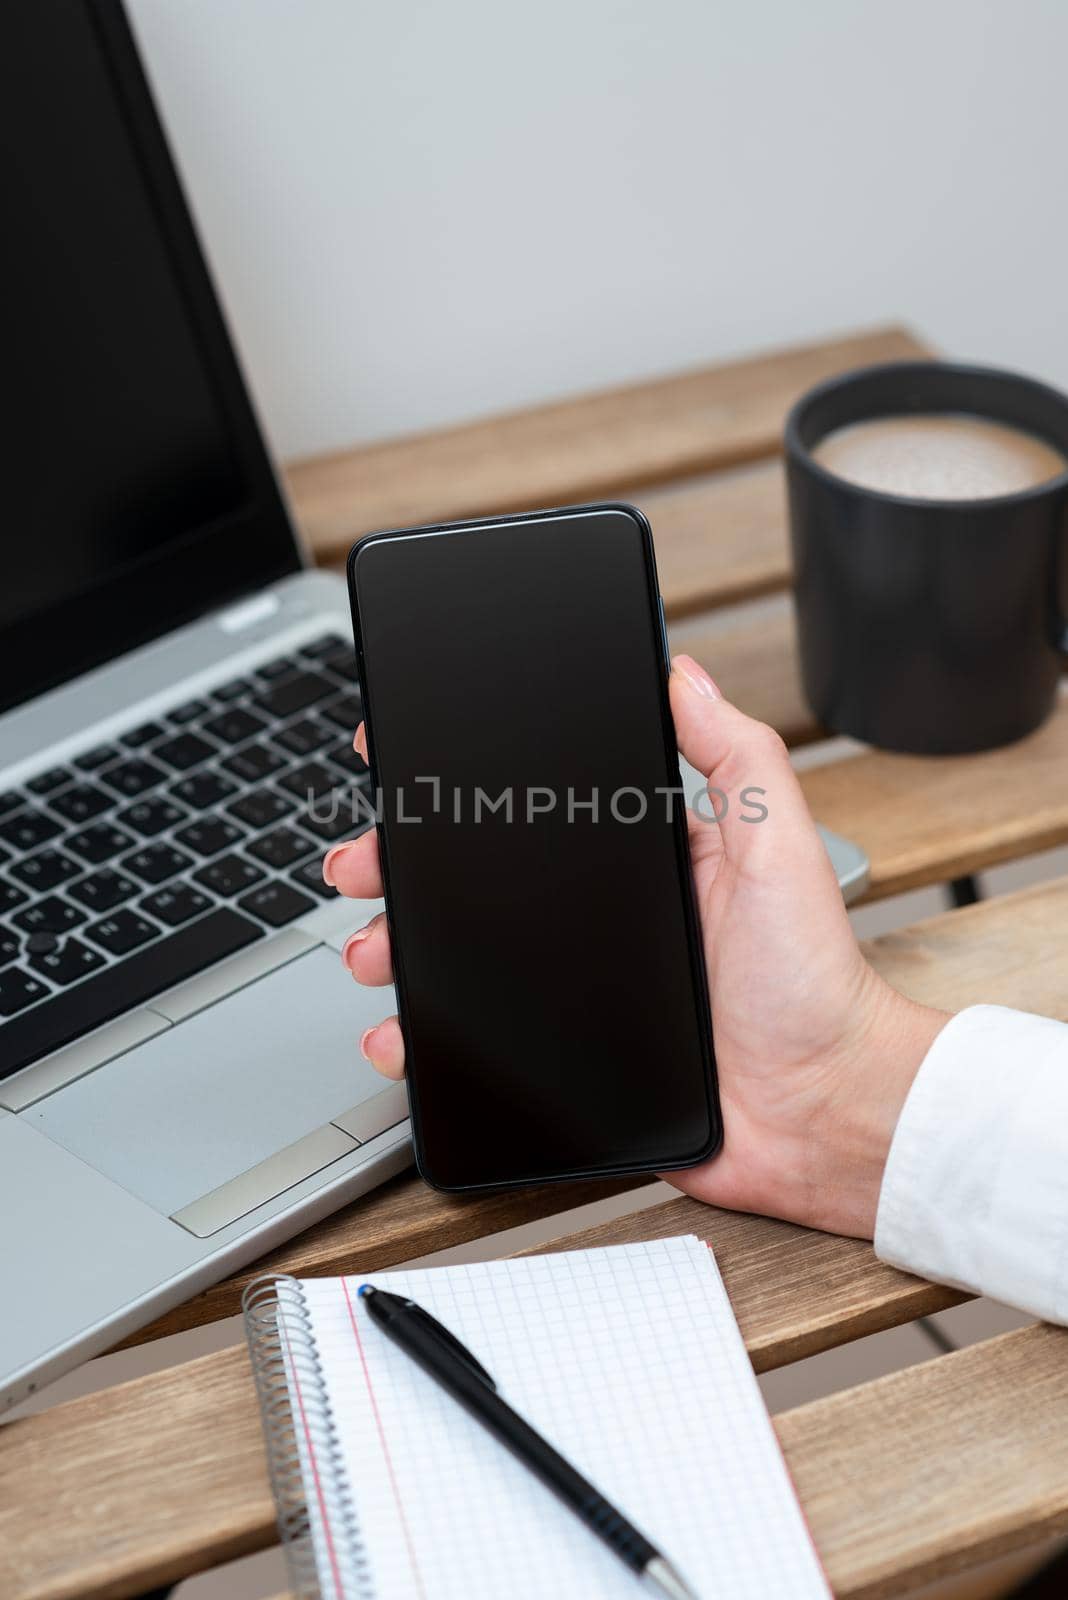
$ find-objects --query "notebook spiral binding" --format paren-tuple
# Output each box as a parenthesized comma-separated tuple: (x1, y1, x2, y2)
(242, 1274, 374, 1600)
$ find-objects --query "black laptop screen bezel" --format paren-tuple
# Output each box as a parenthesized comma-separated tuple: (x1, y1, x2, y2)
(0, 0, 304, 717)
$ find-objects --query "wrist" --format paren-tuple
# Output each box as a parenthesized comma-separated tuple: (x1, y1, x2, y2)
(807, 973, 951, 1239)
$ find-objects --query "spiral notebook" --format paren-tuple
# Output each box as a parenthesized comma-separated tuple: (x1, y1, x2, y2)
(242, 1235, 829, 1599)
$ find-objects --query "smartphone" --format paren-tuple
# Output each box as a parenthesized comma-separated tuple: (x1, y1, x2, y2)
(348, 503, 720, 1191)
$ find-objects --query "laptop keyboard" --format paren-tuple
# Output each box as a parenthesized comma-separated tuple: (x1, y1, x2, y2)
(0, 634, 371, 1077)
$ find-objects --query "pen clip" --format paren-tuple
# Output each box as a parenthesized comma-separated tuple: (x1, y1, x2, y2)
(405, 1300, 497, 1390)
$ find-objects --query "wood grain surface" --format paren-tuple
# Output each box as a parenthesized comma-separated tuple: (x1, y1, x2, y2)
(668, 593, 820, 747)
(639, 458, 791, 616)
(800, 697, 1068, 900)
(119, 1172, 646, 1350)
(284, 326, 930, 559)
(779, 1323, 1068, 1599)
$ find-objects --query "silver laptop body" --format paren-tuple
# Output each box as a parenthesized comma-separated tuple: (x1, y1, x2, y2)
(0, 2, 407, 1409)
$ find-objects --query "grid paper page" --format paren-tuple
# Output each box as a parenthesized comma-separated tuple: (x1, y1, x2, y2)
(294, 1236, 829, 1599)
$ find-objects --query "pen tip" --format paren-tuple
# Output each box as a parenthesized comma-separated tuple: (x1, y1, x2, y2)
(357, 1283, 374, 1299)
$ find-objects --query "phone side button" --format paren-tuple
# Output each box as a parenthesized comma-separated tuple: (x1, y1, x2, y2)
(658, 594, 671, 665)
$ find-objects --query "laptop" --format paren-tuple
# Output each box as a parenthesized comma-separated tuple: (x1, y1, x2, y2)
(0, 0, 410, 1409)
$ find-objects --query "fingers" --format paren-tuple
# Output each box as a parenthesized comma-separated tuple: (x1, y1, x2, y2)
(340, 912, 392, 986)
(360, 1014, 405, 1079)
(669, 654, 823, 869)
(354, 720, 368, 761)
(323, 829, 382, 897)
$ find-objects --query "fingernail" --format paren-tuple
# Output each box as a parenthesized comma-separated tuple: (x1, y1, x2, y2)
(359, 1024, 379, 1061)
(672, 654, 721, 701)
(341, 925, 375, 974)
(323, 840, 358, 886)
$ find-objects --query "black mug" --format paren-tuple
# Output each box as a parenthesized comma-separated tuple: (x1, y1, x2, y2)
(785, 361, 1068, 754)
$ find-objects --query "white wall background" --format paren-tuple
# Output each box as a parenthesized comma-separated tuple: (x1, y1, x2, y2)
(128, 0, 1068, 463)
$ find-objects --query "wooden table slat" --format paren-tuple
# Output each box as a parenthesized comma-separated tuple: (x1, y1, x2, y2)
(668, 593, 820, 747)
(119, 1174, 647, 1351)
(639, 457, 792, 617)
(779, 1323, 1068, 1599)
(800, 698, 1068, 902)
(284, 326, 930, 560)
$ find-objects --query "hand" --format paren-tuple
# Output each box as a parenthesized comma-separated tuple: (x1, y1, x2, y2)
(323, 656, 949, 1239)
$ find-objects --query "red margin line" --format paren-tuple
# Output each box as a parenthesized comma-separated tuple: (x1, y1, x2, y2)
(280, 1312, 346, 1600)
(342, 1277, 428, 1600)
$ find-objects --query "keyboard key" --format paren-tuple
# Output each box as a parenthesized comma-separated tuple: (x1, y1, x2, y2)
(168, 697, 210, 725)
(27, 766, 72, 796)
(68, 869, 138, 913)
(29, 937, 106, 986)
(291, 856, 339, 899)
(248, 826, 315, 870)
(86, 909, 160, 956)
(170, 770, 239, 811)
(141, 883, 213, 926)
(100, 758, 167, 798)
(320, 692, 362, 731)
(49, 783, 112, 824)
(66, 822, 135, 865)
(328, 741, 370, 779)
(122, 720, 166, 749)
(75, 743, 120, 772)
(152, 732, 217, 772)
(0, 878, 29, 914)
(211, 675, 256, 703)
(299, 633, 343, 659)
(227, 790, 292, 830)
(0, 791, 25, 819)
(14, 896, 86, 934)
(0, 929, 18, 967)
(239, 880, 315, 927)
(322, 643, 357, 681)
(299, 807, 369, 842)
(278, 761, 338, 800)
(255, 654, 300, 681)
(255, 671, 334, 720)
(0, 966, 50, 1017)
(0, 809, 62, 852)
(117, 797, 188, 838)
(123, 842, 193, 885)
(275, 716, 332, 757)
(222, 742, 286, 783)
(175, 817, 244, 858)
(0, 908, 262, 1075)
(11, 849, 82, 892)
(202, 707, 266, 745)
(194, 853, 264, 897)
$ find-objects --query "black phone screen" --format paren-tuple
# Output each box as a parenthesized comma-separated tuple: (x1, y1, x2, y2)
(349, 505, 720, 1190)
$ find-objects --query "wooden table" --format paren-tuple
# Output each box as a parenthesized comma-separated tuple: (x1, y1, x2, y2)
(5, 325, 1068, 1600)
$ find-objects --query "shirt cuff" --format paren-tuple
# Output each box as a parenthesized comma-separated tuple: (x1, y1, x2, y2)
(874, 1003, 1068, 1325)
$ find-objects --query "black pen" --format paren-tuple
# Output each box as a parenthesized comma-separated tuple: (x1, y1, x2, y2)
(359, 1284, 698, 1598)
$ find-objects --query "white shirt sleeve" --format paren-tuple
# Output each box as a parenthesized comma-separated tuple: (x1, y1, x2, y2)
(874, 1004, 1068, 1325)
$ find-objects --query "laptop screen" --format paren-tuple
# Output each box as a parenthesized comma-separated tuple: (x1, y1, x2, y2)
(0, 1, 301, 716)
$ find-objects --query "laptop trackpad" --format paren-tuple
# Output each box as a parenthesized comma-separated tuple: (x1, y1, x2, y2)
(25, 947, 393, 1217)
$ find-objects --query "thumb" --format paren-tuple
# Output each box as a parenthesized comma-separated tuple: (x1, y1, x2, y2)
(668, 654, 819, 866)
